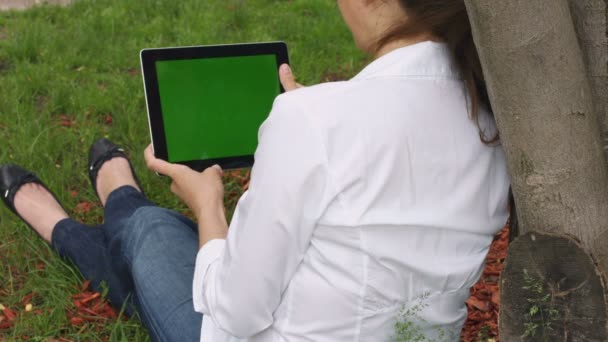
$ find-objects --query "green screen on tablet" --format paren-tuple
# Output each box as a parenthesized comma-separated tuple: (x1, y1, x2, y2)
(155, 54, 280, 163)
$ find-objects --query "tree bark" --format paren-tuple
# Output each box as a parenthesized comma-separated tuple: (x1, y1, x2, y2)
(568, 0, 608, 162)
(464, 0, 608, 340)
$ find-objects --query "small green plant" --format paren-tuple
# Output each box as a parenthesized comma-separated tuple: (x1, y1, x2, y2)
(521, 269, 559, 341)
(393, 292, 451, 342)
(477, 324, 492, 341)
(394, 293, 429, 342)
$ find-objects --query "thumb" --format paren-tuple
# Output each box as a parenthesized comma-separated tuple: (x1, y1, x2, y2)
(144, 144, 177, 177)
(211, 164, 223, 175)
(279, 64, 301, 92)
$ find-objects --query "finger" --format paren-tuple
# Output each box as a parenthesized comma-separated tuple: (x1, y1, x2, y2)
(203, 164, 223, 177)
(211, 164, 223, 175)
(279, 64, 300, 92)
(144, 144, 177, 177)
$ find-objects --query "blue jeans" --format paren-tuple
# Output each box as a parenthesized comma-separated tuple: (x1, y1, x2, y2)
(51, 185, 202, 341)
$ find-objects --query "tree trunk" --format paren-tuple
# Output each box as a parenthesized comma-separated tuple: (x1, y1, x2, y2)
(568, 0, 608, 161)
(464, 0, 608, 340)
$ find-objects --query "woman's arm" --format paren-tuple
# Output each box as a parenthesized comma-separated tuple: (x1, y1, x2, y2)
(143, 146, 229, 248)
(143, 63, 302, 248)
(192, 95, 332, 337)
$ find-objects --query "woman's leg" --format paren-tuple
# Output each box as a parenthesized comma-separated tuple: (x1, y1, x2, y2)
(49, 161, 155, 316)
(102, 184, 156, 240)
(14, 156, 203, 341)
(53, 185, 203, 341)
(108, 205, 203, 341)
(95, 158, 203, 341)
(51, 219, 138, 316)
(13, 182, 139, 315)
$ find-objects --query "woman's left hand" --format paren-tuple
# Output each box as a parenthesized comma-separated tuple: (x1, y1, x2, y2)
(144, 144, 226, 221)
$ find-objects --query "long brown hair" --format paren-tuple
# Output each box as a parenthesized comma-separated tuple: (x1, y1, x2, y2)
(376, 0, 498, 144)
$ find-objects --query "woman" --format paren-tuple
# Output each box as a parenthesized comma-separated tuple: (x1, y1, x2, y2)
(0, 0, 510, 341)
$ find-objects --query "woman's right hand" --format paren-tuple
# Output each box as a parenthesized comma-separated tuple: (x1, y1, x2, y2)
(279, 64, 304, 91)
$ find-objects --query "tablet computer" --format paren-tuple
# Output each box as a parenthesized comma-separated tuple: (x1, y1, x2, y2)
(140, 42, 289, 171)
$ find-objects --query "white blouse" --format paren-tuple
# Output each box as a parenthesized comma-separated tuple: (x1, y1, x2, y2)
(192, 41, 510, 342)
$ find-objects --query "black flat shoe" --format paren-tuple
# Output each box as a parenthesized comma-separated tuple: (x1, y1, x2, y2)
(0, 164, 65, 240)
(88, 138, 144, 201)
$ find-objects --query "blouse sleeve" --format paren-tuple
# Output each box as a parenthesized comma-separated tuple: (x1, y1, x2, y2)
(191, 93, 332, 338)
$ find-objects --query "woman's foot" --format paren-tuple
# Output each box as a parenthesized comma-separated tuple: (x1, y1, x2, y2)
(95, 157, 141, 207)
(13, 183, 69, 243)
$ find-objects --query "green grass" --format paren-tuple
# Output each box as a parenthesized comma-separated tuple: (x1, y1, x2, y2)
(0, 0, 366, 339)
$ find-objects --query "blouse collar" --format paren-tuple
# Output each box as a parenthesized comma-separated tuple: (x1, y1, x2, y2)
(351, 41, 461, 81)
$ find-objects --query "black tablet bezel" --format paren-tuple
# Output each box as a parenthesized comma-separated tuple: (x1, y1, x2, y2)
(140, 42, 289, 172)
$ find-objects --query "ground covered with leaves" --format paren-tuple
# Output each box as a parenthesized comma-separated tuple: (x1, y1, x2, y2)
(461, 224, 509, 341)
(0, 0, 507, 340)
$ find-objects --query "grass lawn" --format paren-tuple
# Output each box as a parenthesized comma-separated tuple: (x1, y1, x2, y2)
(0, 0, 366, 339)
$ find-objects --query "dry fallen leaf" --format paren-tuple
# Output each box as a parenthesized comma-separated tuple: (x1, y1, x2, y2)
(57, 114, 76, 128)
(3, 307, 16, 321)
(67, 280, 120, 328)
(467, 296, 490, 312)
(75, 201, 94, 214)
